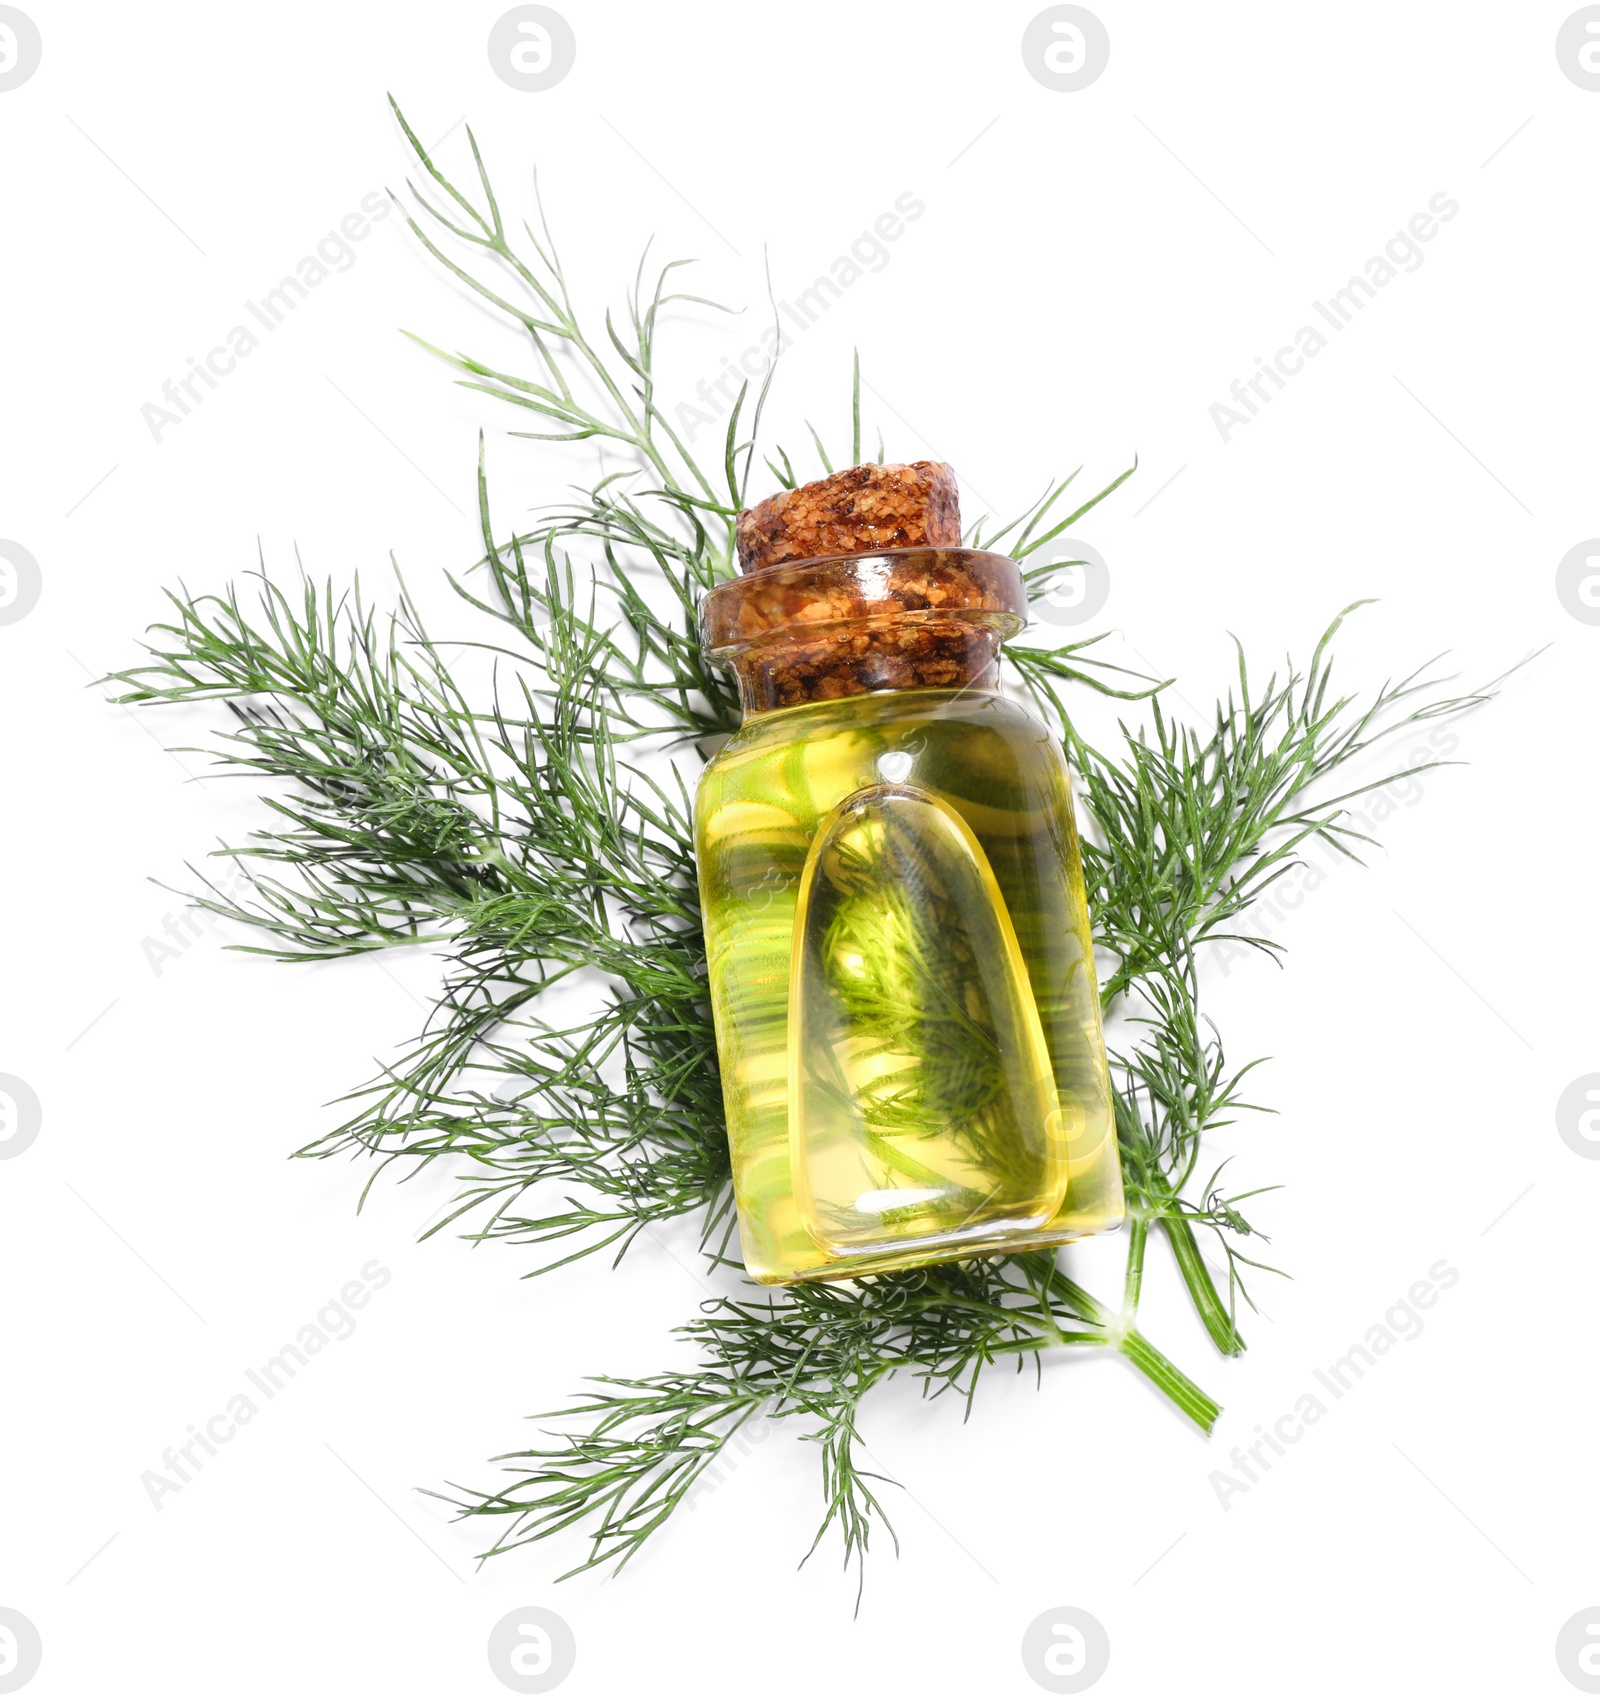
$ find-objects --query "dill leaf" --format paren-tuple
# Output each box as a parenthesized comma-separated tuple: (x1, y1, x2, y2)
(107, 108, 1525, 1594)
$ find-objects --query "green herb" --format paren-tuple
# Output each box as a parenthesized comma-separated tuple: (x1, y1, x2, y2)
(108, 106, 1518, 1598)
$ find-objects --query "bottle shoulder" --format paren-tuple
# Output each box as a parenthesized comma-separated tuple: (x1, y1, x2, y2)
(703, 687, 1058, 769)
(695, 686, 1073, 834)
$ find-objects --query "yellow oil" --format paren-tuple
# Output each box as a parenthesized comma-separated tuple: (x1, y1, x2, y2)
(695, 687, 1122, 1284)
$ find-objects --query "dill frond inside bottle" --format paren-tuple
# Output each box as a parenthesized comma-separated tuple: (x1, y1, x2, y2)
(697, 462, 1122, 1284)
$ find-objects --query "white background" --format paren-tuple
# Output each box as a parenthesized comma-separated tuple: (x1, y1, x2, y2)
(2, 2, 1596, 1695)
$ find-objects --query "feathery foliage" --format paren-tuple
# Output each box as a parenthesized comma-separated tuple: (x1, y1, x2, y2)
(108, 104, 1517, 1595)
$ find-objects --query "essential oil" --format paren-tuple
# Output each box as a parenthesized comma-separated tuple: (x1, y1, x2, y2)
(696, 463, 1123, 1284)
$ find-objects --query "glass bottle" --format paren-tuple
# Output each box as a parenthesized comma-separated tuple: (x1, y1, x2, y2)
(695, 462, 1123, 1284)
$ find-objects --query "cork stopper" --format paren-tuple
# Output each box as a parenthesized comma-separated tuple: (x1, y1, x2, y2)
(707, 462, 1027, 714)
(736, 461, 961, 574)
(703, 551, 1026, 715)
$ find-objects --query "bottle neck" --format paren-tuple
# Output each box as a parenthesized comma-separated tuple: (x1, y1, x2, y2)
(701, 547, 1027, 719)
(730, 623, 1005, 715)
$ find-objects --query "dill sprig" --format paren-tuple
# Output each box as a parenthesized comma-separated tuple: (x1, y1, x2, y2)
(107, 106, 1520, 1595)
(429, 1255, 1214, 1598)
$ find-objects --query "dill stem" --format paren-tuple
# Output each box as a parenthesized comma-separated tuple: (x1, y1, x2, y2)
(1160, 1215, 1245, 1356)
(1118, 1328, 1220, 1432)
(1122, 1214, 1148, 1313)
(1047, 1268, 1219, 1431)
